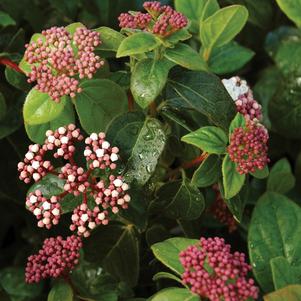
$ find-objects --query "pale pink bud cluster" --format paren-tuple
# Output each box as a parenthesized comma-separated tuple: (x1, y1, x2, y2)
(24, 26, 103, 102)
(25, 235, 82, 283)
(118, 1, 187, 37)
(228, 121, 269, 174)
(84, 132, 119, 170)
(18, 124, 131, 237)
(26, 190, 61, 229)
(180, 237, 259, 301)
(211, 185, 237, 233)
(44, 124, 83, 160)
(17, 144, 54, 183)
(222, 77, 262, 121)
(70, 203, 109, 237)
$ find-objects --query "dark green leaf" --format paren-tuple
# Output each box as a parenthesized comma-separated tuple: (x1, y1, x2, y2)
(48, 281, 73, 301)
(75, 79, 128, 134)
(222, 154, 245, 199)
(95, 26, 125, 52)
(85, 223, 139, 287)
(165, 43, 207, 71)
(23, 88, 67, 125)
(251, 165, 269, 179)
(151, 237, 199, 275)
(5, 67, 30, 91)
(192, 155, 221, 187)
(131, 58, 171, 108)
(0, 93, 7, 121)
(248, 192, 301, 292)
(182, 126, 228, 154)
(116, 32, 160, 58)
(0, 11, 16, 27)
(264, 285, 301, 301)
(229, 113, 246, 136)
(149, 288, 200, 301)
(153, 272, 183, 285)
(166, 71, 236, 130)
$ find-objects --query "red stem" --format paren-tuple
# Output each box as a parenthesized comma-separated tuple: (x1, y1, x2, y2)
(69, 156, 76, 166)
(83, 192, 87, 204)
(181, 152, 209, 170)
(127, 90, 134, 112)
(0, 57, 24, 74)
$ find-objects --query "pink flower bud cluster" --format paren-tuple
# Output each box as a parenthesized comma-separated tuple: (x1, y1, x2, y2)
(26, 190, 61, 229)
(17, 144, 54, 183)
(222, 77, 262, 121)
(210, 185, 237, 233)
(228, 121, 269, 174)
(118, 1, 188, 37)
(180, 237, 259, 301)
(25, 235, 82, 283)
(24, 26, 103, 102)
(18, 124, 131, 237)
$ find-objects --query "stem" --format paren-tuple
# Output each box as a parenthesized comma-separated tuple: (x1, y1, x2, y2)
(127, 90, 134, 112)
(83, 192, 87, 204)
(203, 47, 212, 62)
(0, 57, 24, 73)
(69, 156, 76, 166)
(58, 191, 68, 198)
(49, 170, 59, 176)
(149, 101, 157, 117)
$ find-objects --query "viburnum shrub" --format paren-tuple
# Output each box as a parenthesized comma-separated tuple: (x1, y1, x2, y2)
(1, 0, 301, 300)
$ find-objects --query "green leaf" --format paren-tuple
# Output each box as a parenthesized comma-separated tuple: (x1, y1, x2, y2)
(200, 0, 220, 22)
(65, 22, 85, 35)
(23, 88, 67, 125)
(165, 43, 207, 71)
(27, 173, 65, 198)
(264, 285, 301, 301)
(85, 223, 139, 287)
(25, 100, 75, 144)
(267, 158, 295, 194)
(48, 281, 73, 301)
(270, 257, 301, 290)
(75, 79, 128, 134)
(192, 155, 221, 187)
(5, 67, 30, 91)
(182, 126, 228, 154)
(131, 58, 171, 108)
(0, 93, 7, 121)
(152, 173, 205, 220)
(107, 112, 166, 186)
(275, 0, 301, 27)
(229, 113, 246, 136)
(0, 267, 43, 300)
(200, 5, 248, 59)
(0, 11, 16, 27)
(153, 272, 183, 285)
(149, 288, 200, 301)
(160, 29, 192, 47)
(116, 32, 160, 58)
(166, 71, 236, 130)
(208, 41, 254, 74)
(248, 192, 301, 292)
(94, 26, 125, 52)
(222, 154, 245, 199)
(151, 237, 199, 275)
(175, 0, 207, 34)
(251, 165, 269, 179)
(60, 194, 82, 214)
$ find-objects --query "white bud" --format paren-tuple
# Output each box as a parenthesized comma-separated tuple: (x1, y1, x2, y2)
(33, 173, 41, 181)
(68, 174, 76, 182)
(88, 222, 96, 229)
(104, 189, 111, 196)
(78, 184, 86, 192)
(92, 160, 100, 168)
(111, 190, 119, 198)
(113, 179, 123, 187)
(60, 136, 69, 144)
(98, 212, 105, 220)
(102, 141, 110, 149)
(117, 198, 124, 205)
(57, 148, 64, 156)
(42, 201, 51, 210)
(110, 153, 118, 162)
(58, 127, 66, 135)
(25, 152, 34, 160)
(33, 208, 41, 216)
(124, 194, 131, 202)
(84, 149, 92, 157)
(52, 208, 60, 216)
(48, 135, 55, 143)
(29, 195, 38, 204)
(31, 160, 40, 170)
(43, 217, 50, 225)
(81, 213, 89, 222)
(90, 133, 98, 141)
(122, 183, 129, 191)
(95, 148, 104, 158)
(78, 225, 86, 233)
(31, 144, 39, 153)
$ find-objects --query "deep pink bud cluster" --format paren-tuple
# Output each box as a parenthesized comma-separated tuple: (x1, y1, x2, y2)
(180, 237, 259, 301)
(26, 190, 61, 229)
(24, 26, 104, 102)
(228, 121, 269, 174)
(118, 1, 187, 37)
(222, 77, 262, 121)
(18, 124, 131, 237)
(25, 235, 82, 283)
(211, 185, 237, 233)
(17, 144, 54, 183)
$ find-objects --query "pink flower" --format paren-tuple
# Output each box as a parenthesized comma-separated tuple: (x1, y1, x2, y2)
(180, 237, 259, 301)
(228, 120, 269, 174)
(25, 235, 82, 283)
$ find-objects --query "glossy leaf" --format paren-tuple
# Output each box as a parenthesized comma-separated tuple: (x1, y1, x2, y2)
(5, 67, 30, 91)
(48, 281, 73, 301)
(75, 79, 128, 133)
(200, 5, 248, 59)
(200, 0, 220, 21)
(251, 165, 269, 179)
(229, 113, 246, 136)
(275, 0, 301, 27)
(152, 272, 183, 285)
(0, 11, 16, 27)
(165, 43, 206, 71)
(117, 32, 160, 58)
(264, 285, 301, 301)
(151, 237, 199, 275)
(131, 58, 171, 108)
(23, 88, 67, 125)
(94, 26, 124, 52)
(65, 22, 85, 35)
(248, 192, 301, 292)
(192, 155, 221, 187)
(149, 288, 200, 301)
(222, 154, 245, 199)
(182, 126, 228, 154)
(85, 223, 139, 287)
(166, 71, 236, 130)
(267, 158, 295, 194)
